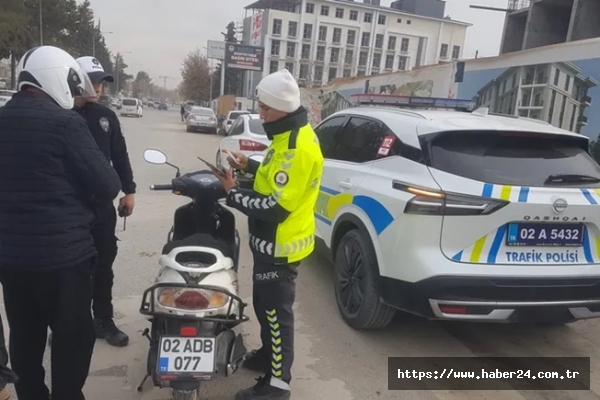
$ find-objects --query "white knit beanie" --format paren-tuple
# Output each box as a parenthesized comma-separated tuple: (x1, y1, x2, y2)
(256, 69, 301, 113)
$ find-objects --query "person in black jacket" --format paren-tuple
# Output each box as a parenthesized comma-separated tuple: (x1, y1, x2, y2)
(74, 56, 136, 347)
(0, 46, 121, 400)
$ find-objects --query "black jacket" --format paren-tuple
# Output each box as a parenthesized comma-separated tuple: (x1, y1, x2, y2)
(75, 102, 136, 195)
(0, 91, 121, 271)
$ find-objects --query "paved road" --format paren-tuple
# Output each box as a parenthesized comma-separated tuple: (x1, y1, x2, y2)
(4, 107, 600, 399)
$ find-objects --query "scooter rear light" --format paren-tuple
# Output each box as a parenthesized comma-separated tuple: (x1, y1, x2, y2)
(157, 287, 230, 310)
(180, 326, 197, 336)
(239, 139, 268, 151)
(175, 291, 209, 309)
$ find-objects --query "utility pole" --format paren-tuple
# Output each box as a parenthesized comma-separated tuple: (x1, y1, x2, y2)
(158, 76, 175, 101)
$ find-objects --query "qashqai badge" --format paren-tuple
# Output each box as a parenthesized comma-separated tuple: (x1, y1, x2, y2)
(552, 198, 568, 214)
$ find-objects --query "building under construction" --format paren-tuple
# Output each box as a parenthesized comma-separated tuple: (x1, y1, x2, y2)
(500, 0, 600, 54)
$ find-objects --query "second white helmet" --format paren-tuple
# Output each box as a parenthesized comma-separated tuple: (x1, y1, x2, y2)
(16, 46, 96, 109)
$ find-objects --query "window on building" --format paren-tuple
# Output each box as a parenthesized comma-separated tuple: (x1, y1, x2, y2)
(440, 44, 448, 58)
(407, 20, 412, 24)
(361, 32, 370, 47)
(364, 13, 372, 23)
(452, 45, 460, 59)
(288, 21, 298, 37)
(558, 94, 567, 127)
(270, 60, 279, 74)
(271, 40, 280, 56)
(565, 75, 571, 92)
(349, 10, 358, 20)
(343, 68, 351, 77)
(548, 90, 557, 123)
(272, 19, 282, 35)
(303, 24, 313, 39)
(375, 34, 384, 49)
(553, 69, 560, 85)
(333, 28, 342, 44)
(397, 18, 402, 23)
(316, 46, 325, 61)
(330, 48, 340, 63)
(570, 104, 578, 132)
(299, 63, 309, 79)
(378, 14, 386, 25)
(359, 51, 368, 66)
(398, 56, 408, 71)
(372, 53, 381, 68)
(301, 44, 311, 59)
(357, 69, 366, 76)
(318, 26, 327, 41)
(511, 74, 516, 88)
(286, 42, 296, 58)
(400, 38, 409, 52)
(501, 80, 506, 94)
(345, 49, 354, 64)
(306, 2, 314, 13)
(328, 67, 337, 81)
(321, 5, 329, 16)
(385, 54, 394, 69)
(314, 65, 323, 82)
(388, 36, 396, 51)
(347, 30, 356, 45)
(335, 8, 344, 18)
(285, 62, 294, 75)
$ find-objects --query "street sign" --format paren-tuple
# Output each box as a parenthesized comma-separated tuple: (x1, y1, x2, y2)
(207, 40, 225, 60)
(224, 43, 264, 72)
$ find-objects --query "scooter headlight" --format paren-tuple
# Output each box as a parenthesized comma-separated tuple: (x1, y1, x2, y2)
(156, 287, 230, 310)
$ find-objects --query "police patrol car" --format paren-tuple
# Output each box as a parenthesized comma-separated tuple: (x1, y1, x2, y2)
(313, 93, 600, 329)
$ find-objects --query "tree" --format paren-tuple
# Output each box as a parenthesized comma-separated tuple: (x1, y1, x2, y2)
(211, 21, 243, 97)
(590, 135, 600, 165)
(180, 49, 211, 103)
(112, 53, 132, 94)
(132, 70, 152, 98)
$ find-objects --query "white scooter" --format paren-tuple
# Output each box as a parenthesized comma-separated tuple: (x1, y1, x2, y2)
(137, 149, 250, 400)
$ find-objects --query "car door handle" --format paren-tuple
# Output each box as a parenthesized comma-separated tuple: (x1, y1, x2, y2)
(339, 181, 353, 190)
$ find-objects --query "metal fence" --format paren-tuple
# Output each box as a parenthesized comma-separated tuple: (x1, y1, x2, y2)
(507, 0, 531, 11)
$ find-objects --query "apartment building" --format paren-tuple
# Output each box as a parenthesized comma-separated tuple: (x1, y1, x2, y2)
(474, 61, 597, 133)
(241, 0, 470, 92)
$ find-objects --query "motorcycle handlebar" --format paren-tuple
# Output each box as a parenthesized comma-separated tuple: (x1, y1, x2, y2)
(149, 184, 173, 191)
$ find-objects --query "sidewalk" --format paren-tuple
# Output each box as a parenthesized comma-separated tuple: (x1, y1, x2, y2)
(4, 296, 351, 400)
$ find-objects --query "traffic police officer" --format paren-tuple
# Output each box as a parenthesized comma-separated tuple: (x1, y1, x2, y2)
(74, 56, 136, 347)
(213, 69, 324, 400)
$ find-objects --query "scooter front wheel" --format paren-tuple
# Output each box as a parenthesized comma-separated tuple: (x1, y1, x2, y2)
(172, 389, 197, 400)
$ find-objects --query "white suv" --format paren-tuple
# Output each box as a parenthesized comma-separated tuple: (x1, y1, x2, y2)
(313, 105, 600, 329)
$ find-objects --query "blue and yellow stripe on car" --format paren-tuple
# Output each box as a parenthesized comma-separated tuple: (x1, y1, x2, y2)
(580, 189, 600, 205)
(315, 187, 394, 235)
(480, 183, 530, 202)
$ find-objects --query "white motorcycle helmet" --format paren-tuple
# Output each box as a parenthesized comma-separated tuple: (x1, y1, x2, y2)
(16, 46, 96, 109)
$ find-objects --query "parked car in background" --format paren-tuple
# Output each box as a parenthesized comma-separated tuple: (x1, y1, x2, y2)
(216, 114, 270, 170)
(183, 104, 194, 119)
(158, 102, 168, 110)
(120, 98, 143, 118)
(0, 90, 16, 108)
(222, 110, 251, 135)
(154, 101, 160, 108)
(186, 107, 218, 133)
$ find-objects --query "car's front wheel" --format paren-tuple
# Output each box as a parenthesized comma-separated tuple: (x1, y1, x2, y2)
(334, 229, 396, 330)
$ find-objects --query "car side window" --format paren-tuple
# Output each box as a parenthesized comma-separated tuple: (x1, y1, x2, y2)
(314, 116, 347, 159)
(229, 119, 244, 136)
(329, 117, 383, 163)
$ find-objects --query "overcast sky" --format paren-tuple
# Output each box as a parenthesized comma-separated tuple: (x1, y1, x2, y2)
(86, 0, 509, 89)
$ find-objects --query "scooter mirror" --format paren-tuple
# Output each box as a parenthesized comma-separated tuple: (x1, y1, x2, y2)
(144, 149, 168, 165)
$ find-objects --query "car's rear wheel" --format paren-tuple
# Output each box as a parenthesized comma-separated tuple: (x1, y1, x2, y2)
(334, 229, 396, 330)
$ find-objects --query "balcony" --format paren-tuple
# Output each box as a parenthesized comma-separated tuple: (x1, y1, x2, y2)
(507, 0, 530, 11)
(522, 76, 548, 86)
(581, 95, 592, 106)
(578, 115, 589, 126)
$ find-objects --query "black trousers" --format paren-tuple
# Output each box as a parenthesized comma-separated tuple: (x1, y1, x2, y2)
(252, 259, 298, 383)
(92, 203, 118, 320)
(0, 260, 96, 400)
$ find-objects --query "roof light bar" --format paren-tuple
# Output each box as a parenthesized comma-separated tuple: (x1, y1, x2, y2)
(349, 94, 476, 111)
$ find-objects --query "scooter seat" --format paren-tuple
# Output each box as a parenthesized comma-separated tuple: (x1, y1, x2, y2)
(162, 233, 233, 260)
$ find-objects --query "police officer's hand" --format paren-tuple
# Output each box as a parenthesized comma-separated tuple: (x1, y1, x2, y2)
(211, 167, 237, 193)
(118, 194, 135, 217)
(221, 149, 247, 170)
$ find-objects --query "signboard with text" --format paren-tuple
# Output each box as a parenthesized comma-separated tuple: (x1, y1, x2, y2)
(224, 43, 264, 71)
(207, 40, 225, 60)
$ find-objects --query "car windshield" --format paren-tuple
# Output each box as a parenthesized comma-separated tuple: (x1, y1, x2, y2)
(429, 131, 600, 187)
(230, 112, 248, 120)
(248, 120, 266, 135)
(192, 108, 213, 116)
(122, 99, 137, 106)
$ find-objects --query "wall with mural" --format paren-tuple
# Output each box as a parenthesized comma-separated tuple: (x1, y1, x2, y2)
(300, 37, 600, 138)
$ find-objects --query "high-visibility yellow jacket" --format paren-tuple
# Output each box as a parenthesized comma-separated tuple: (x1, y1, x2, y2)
(226, 107, 324, 265)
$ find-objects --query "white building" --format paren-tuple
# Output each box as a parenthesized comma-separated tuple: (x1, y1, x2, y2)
(241, 0, 470, 93)
(474, 61, 597, 134)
